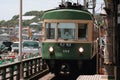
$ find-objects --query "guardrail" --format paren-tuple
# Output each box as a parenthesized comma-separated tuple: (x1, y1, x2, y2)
(0, 56, 48, 80)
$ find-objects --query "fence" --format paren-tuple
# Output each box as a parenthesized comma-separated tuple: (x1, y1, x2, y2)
(0, 56, 48, 80)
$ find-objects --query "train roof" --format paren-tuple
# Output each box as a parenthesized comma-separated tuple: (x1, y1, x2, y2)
(41, 9, 93, 20)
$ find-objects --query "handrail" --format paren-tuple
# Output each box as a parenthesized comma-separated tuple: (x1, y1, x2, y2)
(0, 56, 48, 80)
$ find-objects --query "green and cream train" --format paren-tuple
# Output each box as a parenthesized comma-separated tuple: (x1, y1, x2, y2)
(41, 2, 98, 76)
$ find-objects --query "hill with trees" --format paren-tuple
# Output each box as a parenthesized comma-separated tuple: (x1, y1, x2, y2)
(0, 11, 44, 27)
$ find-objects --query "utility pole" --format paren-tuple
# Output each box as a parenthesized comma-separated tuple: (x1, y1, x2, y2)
(86, 0, 96, 15)
(19, 0, 23, 80)
(61, 0, 65, 4)
(84, 0, 87, 9)
(92, 0, 96, 15)
(115, 0, 120, 80)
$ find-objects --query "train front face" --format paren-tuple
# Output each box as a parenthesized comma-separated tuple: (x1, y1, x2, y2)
(41, 9, 94, 61)
(42, 42, 92, 60)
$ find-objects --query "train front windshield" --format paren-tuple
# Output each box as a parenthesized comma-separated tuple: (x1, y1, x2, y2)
(58, 23, 75, 40)
(46, 23, 75, 40)
(45, 22, 88, 40)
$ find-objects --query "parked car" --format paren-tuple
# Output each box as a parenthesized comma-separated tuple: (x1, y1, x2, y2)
(11, 42, 19, 53)
(2, 41, 13, 52)
(0, 43, 8, 54)
(22, 40, 41, 55)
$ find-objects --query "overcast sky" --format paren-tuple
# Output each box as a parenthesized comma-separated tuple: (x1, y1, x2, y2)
(0, 0, 104, 21)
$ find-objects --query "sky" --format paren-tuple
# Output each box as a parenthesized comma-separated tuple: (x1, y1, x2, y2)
(0, 0, 104, 21)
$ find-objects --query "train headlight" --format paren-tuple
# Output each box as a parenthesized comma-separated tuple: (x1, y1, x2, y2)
(78, 47, 84, 53)
(49, 46, 54, 53)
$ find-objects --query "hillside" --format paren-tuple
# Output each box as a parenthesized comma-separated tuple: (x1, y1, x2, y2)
(0, 11, 44, 27)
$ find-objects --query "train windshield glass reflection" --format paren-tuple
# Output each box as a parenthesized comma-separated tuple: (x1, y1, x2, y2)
(46, 23, 56, 39)
(45, 23, 88, 40)
(58, 23, 75, 40)
(78, 24, 88, 39)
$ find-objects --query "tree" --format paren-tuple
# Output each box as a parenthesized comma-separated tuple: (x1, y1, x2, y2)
(0, 20, 6, 27)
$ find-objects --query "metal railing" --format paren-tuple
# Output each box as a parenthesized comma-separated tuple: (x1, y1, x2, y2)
(0, 56, 48, 80)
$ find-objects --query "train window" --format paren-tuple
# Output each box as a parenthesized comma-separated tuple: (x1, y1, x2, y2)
(46, 23, 56, 39)
(78, 24, 88, 39)
(58, 23, 75, 40)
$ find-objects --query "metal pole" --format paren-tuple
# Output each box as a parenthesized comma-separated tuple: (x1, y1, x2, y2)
(92, 0, 96, 15)
(115, 1, 120, 80)
(84, 0, 87, 9)
(19, 0, 23, 80)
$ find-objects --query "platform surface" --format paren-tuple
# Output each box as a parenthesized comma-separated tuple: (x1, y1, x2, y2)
(77, 75, 114, 80)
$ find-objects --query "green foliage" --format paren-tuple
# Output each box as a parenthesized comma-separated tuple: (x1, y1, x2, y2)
(94, 13, 103, 25)
(0, 11, 44, 27)
(0, 20, 6, 27)
(24, 11, 44, 17)
(11, 15, 19, 20)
